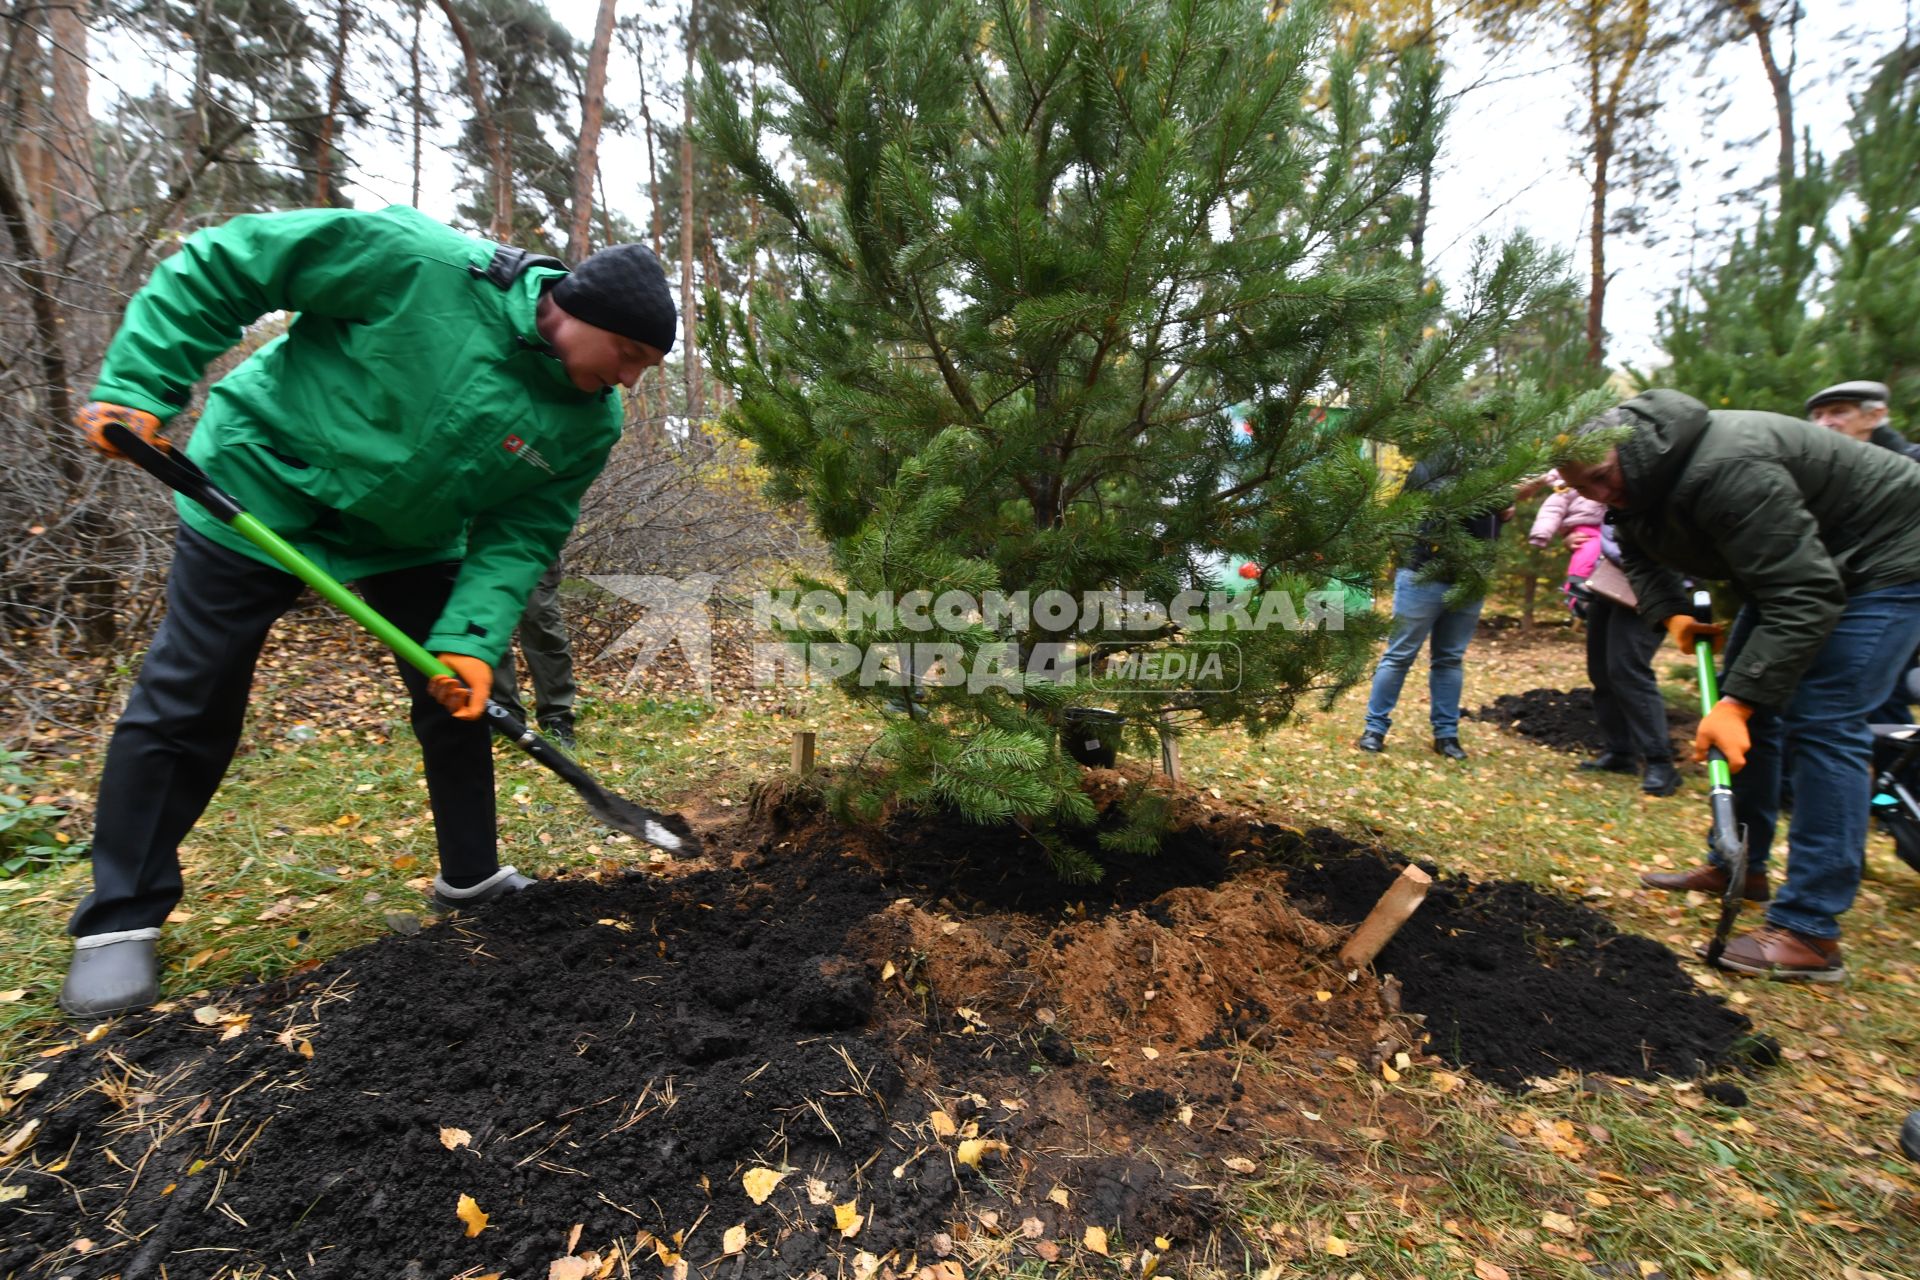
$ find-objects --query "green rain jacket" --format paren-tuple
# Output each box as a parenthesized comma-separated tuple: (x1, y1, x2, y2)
(1612, 389, 1920, 711)
(92, 205, 624, 665)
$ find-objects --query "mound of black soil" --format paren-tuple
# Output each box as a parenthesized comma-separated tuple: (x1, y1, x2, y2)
(1473, 687, 1698, 757)
(0, 860, 932, 1279)
(1279, 829, 1752, 1088)
(0, 790, 1760, 1277)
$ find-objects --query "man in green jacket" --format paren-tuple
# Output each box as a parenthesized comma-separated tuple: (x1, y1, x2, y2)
(60, 206, 674, 1018)
(1557, 390, 1920, 980)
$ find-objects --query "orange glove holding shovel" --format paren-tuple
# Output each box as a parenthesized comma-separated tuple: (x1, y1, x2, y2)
(76, 402, 168, 459)
(1694, 697, 1754, 771)
(428, 654, 492, 721)
(1663, 612, 1749, 769)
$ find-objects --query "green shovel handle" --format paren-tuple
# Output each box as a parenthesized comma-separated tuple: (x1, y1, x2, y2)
(1694, 638, 1733, 790)
(227, 511, 455, 682)
(102, 426, 455, 683)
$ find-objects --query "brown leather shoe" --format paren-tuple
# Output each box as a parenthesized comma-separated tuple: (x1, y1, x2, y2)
(1638, 863, 1769, 901)
(1707, 926, 1845, 982)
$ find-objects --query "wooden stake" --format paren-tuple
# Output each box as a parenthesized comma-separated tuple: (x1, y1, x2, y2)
(791, 730, 816, 776)
(1337, 864, 1433, 970)
(1158, 713, 1182, 783)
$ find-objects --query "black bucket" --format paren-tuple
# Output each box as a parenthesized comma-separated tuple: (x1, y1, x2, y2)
(1061, 707, 1125, 767)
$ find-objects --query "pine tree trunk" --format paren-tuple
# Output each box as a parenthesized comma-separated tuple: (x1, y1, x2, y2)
(568, 0, 620, 262)
(1737, 0, 1795, 184)
(1579, 0, 1650, 370)
(435, 0, 513, 240)
(410, 1, 424, 206)
(48, 0, 93, 228)
(315, 0, 354, 207)
(638, 52, 665, 258)
(11, 21, 56, 257)
(681, 0, 703, 421)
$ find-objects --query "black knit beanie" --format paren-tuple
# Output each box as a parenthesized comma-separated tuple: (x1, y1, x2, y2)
(550, 243, 677, 354)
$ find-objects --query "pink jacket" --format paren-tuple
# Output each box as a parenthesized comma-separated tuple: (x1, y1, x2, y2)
(1529, 485, 1607, 579)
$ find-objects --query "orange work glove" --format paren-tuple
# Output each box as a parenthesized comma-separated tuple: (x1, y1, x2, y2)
(1664, 612, 1726, 656)
(428, 654, 492, 721)
(76, 402, 167, 460)
(1693, 697, 1755, 771)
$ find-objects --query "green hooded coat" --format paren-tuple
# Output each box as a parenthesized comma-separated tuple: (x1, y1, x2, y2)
(1612, 389, 1920, 710)
(92, 205, 624, 665)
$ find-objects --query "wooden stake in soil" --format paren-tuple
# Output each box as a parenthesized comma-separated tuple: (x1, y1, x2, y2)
(1337, 864, 1433, 970)
(791, 729, 817, 776)
(1157, 713, 1182, 782)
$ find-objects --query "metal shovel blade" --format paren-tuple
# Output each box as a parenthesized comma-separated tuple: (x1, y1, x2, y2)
(482, 702, 698, 855)
(1703, 773, 1747, 968)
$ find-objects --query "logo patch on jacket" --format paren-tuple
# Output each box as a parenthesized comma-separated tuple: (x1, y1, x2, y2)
(502, 434, 553, 474)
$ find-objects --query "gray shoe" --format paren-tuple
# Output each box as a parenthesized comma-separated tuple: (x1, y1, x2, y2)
(59, 928, 162, 1018)
(431, 866, 537, 911)
(1903, 1111, 1920, 1162)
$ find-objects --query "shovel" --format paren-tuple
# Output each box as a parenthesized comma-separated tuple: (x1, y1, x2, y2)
(1690, 587, 1746, 967)
(101, 423, 694, 856)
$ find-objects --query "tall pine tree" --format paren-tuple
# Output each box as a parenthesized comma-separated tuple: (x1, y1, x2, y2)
(698, 0, 1585, 870)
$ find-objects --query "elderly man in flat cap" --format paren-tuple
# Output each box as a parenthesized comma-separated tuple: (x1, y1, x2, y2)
(62, 207, 676, 1017)
(1808, 379, 1920, 726)
(1806, 379, 1920, 463)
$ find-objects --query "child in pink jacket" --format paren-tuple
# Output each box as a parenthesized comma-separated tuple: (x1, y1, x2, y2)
(1528, 471, 1607, 602)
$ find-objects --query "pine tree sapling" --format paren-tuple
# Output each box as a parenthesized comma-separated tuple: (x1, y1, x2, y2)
(699, 0, 1584, 867)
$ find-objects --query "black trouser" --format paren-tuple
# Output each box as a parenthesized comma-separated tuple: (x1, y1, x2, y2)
(68, 526, 497, 936)
(1586, 596, 1671, 762)
(489, 558, 576, 727)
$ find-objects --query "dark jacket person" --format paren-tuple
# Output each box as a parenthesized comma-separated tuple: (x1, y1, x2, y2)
(1557, 389, 1920, 981)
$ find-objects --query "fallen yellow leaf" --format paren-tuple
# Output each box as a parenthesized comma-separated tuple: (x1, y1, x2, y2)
(954, 1138, 1007, 1168)
(1083, 1225, 1109, 1255)
(1047, 1185, 1070, 1209)
(1324, 1233, 1350, 1257)
(6, 1073, 46, 1097)
(722, 1224, 747, 1255)
(1541, 1211, 1577, 1236)
(548, 1259, 593, 1280)
(834, 1201, 864, 1238)
(456, 1193, 488, 1237)
(0, 990, 24, 1003)
(742, 1166, 786, 1204)
(1473, 1260, 1511, 1280)
(1223, 1156, 1256, 1174)
(880, 961, 896, 981)
(439, 1127, 472, 1151)
(929, 1109, 956, 1138)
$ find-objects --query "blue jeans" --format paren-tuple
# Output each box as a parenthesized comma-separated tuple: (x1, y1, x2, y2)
(1363, 569, 1485, 739)
(1720, 580, 1920, 940)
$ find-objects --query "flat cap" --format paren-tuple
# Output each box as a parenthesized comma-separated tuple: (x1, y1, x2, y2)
(1805, 380, 1890, 413)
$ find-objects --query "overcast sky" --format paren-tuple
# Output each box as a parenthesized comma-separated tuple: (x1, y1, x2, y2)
(105, 0, 1914, 373)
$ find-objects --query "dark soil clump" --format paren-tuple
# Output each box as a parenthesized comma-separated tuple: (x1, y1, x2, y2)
(1280, 830, 1751, 1088)
(1473, 686, 1699, 758)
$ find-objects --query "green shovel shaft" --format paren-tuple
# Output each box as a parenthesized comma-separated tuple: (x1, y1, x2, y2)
(229, 512, 455, 682)
(1694, 637, 1733, 790)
